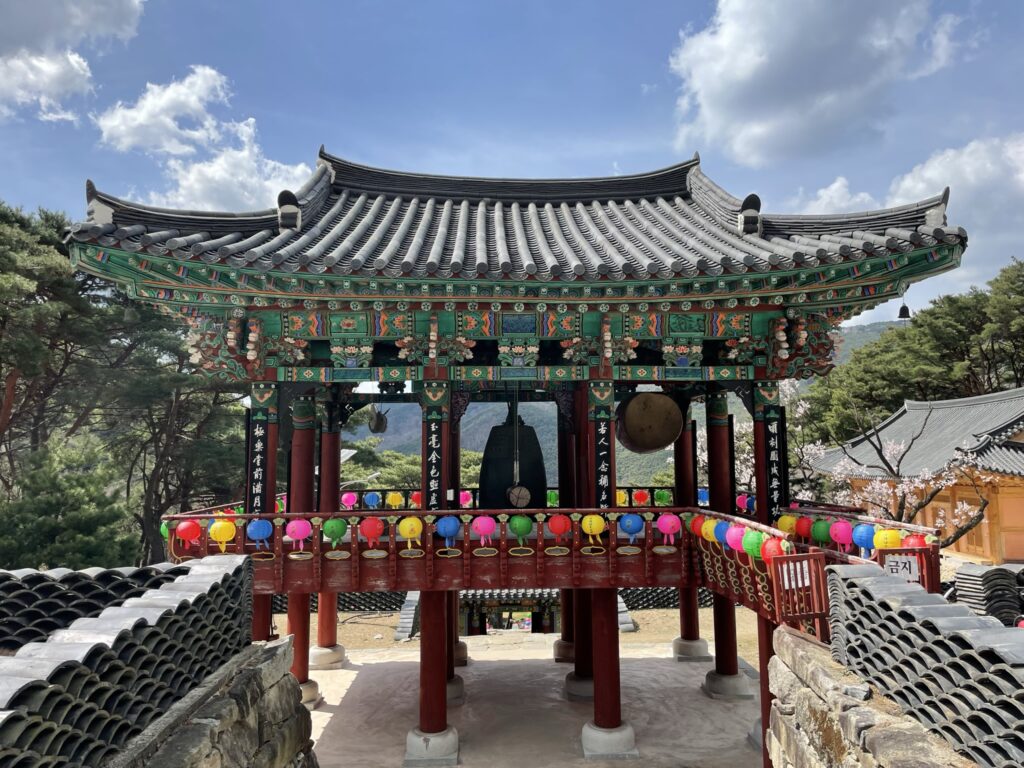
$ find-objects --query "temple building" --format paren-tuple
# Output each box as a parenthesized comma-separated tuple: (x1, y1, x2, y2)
(815, 387, 1024, 564)
(62, 147, 968, 766)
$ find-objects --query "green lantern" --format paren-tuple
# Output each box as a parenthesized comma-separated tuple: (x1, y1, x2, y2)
(653, 489, 672, 506)
(546, 489, 559, 507)
(811, 519, 832, 544)
(160, 521, 169, 540)
(323, 518, 348, 548)
(509, 514, 533, 546)
(742, 529, 766, 559)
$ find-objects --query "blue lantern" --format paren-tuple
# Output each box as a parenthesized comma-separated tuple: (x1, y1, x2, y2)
(246, 519, 273, 550)
(435, 515, 461, 548)
(618, 513, 644, 544)
(697, 488, 710, 505)
(363, 491, 382, 509)
(714, 520, 730, 544)
(852, 524, 876, 551)
(745, 496, 756, 511)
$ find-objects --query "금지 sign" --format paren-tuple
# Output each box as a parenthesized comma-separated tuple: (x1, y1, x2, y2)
(246, 408, 269, 515)
(883, 554, 921, 583)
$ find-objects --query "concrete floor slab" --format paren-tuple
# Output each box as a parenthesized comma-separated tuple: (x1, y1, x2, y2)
(311, 633, 760, 768)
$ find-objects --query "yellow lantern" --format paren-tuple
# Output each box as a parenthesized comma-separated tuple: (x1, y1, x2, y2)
(874, 528, 902, 550)
(615, 489, 628, 507)
(397, 516, 424, 549)
(776, 514, 797, 535)
(385, 491, 405, 509)
(581, 514, 606, 545)
(701, 518, 718, 542)
(209, 519, 236, 553)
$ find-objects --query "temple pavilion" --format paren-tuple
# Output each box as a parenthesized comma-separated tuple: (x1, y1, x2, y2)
(68, 147, 965, 766)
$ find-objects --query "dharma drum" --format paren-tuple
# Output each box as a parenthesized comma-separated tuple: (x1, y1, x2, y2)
(616, 393, 683, 453)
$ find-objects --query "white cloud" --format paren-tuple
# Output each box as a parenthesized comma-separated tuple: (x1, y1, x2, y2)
(150, 118, 312, 211)
(94, 65, 230, 155)
(669, 0, 969, 167)
(797, 177, 879, 215)
(0, 0, 144, 123)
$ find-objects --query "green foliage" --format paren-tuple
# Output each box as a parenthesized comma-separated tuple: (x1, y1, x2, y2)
(0, 440, 138, 569)
(341, 437, 483, 489)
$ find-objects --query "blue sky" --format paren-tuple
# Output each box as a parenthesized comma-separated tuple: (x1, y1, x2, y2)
(2, 0, 1022, 322)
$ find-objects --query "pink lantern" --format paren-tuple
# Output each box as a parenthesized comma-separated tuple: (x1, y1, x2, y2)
(789, 501, 800, 510)
(656, 513, 681, 545)
(725, 525, 746, 552)
(341, 491, 358, 510)
(285, 519, 312, 550)
(471, 515, 497, 546)
(459, 490, 473, 508)
(830, 520, 854, 552)
(736, 494, 748, 510)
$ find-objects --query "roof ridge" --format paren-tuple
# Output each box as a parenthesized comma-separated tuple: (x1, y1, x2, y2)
(904, 386, 1024, 410)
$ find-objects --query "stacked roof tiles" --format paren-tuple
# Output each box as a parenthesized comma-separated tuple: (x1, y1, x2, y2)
(829, 563, 1024, 768)
(0, 556, 251, 767)
(271, 591, 407, 614)
(956, 564, 1024, 626)
(69, 149, 965, 283)
(620, 586, 713, 610)
(0, 563, 189, 653)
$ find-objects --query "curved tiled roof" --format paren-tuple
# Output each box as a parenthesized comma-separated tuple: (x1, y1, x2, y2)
(69, 147, 965, 283)
(814, 387, 1024, 478)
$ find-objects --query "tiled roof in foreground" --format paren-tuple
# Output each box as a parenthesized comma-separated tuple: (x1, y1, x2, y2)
(814, 387, 1024, 478)
(69, 147, 966, 284)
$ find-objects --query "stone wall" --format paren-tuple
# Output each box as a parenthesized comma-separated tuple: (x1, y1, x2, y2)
(109, 638, 318, 768)
(768, 625, 975, 768)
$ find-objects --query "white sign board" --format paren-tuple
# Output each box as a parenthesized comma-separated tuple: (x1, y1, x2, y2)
(779, 560, 810, 590)
(883, 554, 920, 583)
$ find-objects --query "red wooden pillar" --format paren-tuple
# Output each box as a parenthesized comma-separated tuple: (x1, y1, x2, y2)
(251, 382, 279, 642)
(446, 590, 457, 681)
(317, 400, 340, 650)
(252, 594, 272, 642)
(555, 394, 577, 661)
(753, 382, 781, 768)
(592, 587, 622, 729)
(706, 389, 740, 678)
(287, 394, 317, 684)
(673, 403, 709, 660)
(568, 383, 595, 695)
(419, 590, 448, 734)
(572, 588, 594, 679)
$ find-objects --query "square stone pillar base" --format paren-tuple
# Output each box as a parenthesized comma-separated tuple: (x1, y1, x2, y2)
(404, 726, 459, 766)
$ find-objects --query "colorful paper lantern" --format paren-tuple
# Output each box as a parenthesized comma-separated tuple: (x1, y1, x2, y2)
(657, 513, 682, 545)
(761, 537, 788, 566)
(742, 529, 766, 559)
(830, 520, 853, 551)
(276, 497, 286, 513)
(323, 518, 348, 547)
(397, 517, 424, 548)
(618, 513, 644, 544)
(903, 533, 928, 549)
(697, 488, 710, 505)
(436, 515, 461, 548)
(874, 528, 902, 550)
(176, 519, 201, 543)
(852, 524, 876, 550)
(632, 489, 650, 506)
(725, 525, 746, 552)
(385, 491, 405, 509)
(736, 494, 749, 510)
(547, 514, 571, 544)
(546, 489, 560, 507)
(472, 515, 497, 546)
(616, 489, 628, 507)
(209, 519, 236, 553)
(746, 496, 756, 512)
(410, 490, 422, 508)
(509, 514, 533, 545)
(246, 519, 273, 549)
(459, 490, 473, 508)
(359, 518, 385, 548)
(363, 491, 382, 508)
(582, 514, 606, 545)
(714, 520, 730, 544)
(160, 521, 169, 540)
(776, 514, 797, 535)
(689, 514, 706, 537)
(795, 516, 814, 538)
(341, 491, 358, 510)
(701, 518, 718, 542)
(811, 519, 832, 544)
(285, 519, 312, 549)
(653, 489, 672, 506)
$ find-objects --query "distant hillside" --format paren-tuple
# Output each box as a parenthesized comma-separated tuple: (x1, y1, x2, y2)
(344, 324, 892, 485)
